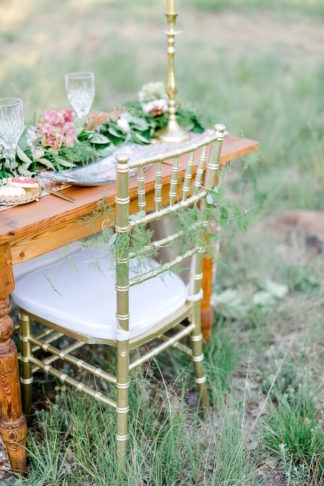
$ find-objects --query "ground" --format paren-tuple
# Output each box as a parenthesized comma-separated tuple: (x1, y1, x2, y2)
(0, 0, 323, 484)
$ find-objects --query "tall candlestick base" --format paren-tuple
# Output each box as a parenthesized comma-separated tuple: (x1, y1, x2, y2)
(156, 11, 190, 144)
(156, 118, 190, 144)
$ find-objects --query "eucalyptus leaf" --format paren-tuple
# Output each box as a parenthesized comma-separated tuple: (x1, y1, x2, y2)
(128, 115, 149, 131)
(75, 126, 86, 137)
(37, 158, 56, 170)
(17, 165, 33, 177)
(89, 133, 110, 145)
(108, 126, 124, 138)
(17, 145, 33, 166)
(55, 157, 76, 168)
(131, 131, 150, 144)
(78, 130, 92, 142)
(4, 159, 18, 170)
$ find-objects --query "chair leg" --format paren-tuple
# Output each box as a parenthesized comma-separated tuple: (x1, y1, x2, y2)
(190, 315, 209, 412)
(116, 340, 129, 469)
(19, 311, 33, 416)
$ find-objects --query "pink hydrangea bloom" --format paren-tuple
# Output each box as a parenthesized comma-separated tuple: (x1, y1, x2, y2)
(43, 109, 63, 125)
(62, 109, 74, 123)
(36, 108, 76, 149)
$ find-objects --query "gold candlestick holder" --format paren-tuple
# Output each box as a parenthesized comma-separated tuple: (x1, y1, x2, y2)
(156, 11, 190, 143)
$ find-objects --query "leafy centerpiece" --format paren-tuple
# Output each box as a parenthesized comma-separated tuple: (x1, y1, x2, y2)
(0, 82, 205, 179)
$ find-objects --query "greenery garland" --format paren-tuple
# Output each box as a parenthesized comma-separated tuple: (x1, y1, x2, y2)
(81, 184, 257, 280)
(0, 82, 205, 179)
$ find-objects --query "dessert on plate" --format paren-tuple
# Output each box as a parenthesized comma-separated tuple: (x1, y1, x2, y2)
(0, 177, 41, 206)
(9, 177, 40, 189)
(0, 185, 26, 202)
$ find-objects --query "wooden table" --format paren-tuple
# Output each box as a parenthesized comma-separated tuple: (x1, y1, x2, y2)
(0, 134, 258, 473)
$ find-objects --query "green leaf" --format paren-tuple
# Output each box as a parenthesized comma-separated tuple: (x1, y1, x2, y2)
(108, 126, 124, 138)
(89, 133, 110, 145)
(131, 131, 150, 144)
(37, 158, 56, 170)
(16, 145, 33, 166)
(128, 115, 149, 131)
(55, 157, 76, 168)
(17, 165, 33, 177)
(4, 159, 18, 170)
(77, 130, 92, 142)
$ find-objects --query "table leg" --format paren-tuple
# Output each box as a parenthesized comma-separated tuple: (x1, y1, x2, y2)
(0, 245, 26, 474)
(201, 257, 213, 340)
(201, 226, 220, 340)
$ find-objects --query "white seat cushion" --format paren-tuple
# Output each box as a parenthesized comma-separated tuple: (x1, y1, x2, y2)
(12, 246, 187, 341)
(14, 242, 83, 280)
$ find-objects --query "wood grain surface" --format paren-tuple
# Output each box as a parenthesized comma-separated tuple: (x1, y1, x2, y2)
(0, 245, 26, 473)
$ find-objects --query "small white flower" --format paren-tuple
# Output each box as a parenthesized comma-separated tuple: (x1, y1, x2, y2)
(143, 99, 168, 116)
(139, 82, 168, 103)
(117, 115, 131, 133)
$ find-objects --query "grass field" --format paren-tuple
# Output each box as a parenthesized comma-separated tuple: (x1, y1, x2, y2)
(1, 0, 323, 484)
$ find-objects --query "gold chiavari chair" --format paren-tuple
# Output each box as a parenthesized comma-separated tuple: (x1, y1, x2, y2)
(13, 124, 225, 466)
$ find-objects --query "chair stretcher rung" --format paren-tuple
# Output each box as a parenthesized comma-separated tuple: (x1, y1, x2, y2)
(129, 221, 207, 260)
(130, 190, 206, 228)
(31, 341, 85, 373)
(129, 231, 182, 259)
(29, 355, 116, 408)
(28, 336, 117, 385)
(129, 322, 195, 371)
(18, 330, 63, 360)
(31, 331, 64, 353)
(158, 335, 192, 357)
(34, 328, 56, 340)
(129, 248, 198, 287)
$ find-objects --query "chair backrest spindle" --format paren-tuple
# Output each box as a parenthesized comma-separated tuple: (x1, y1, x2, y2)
(204, 124, 225, 191)
(116, 155, 130, 339)
(155, 161, 162, 212)
(137, 166, 146, 213)
(193, 146, 207, 193)
(182, 151, 194, 201)
(169, 157, 179, 206)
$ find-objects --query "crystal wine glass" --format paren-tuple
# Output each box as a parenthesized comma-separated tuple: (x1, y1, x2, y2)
(0, 98, 24, 165)
(65, 72, 95, 118)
